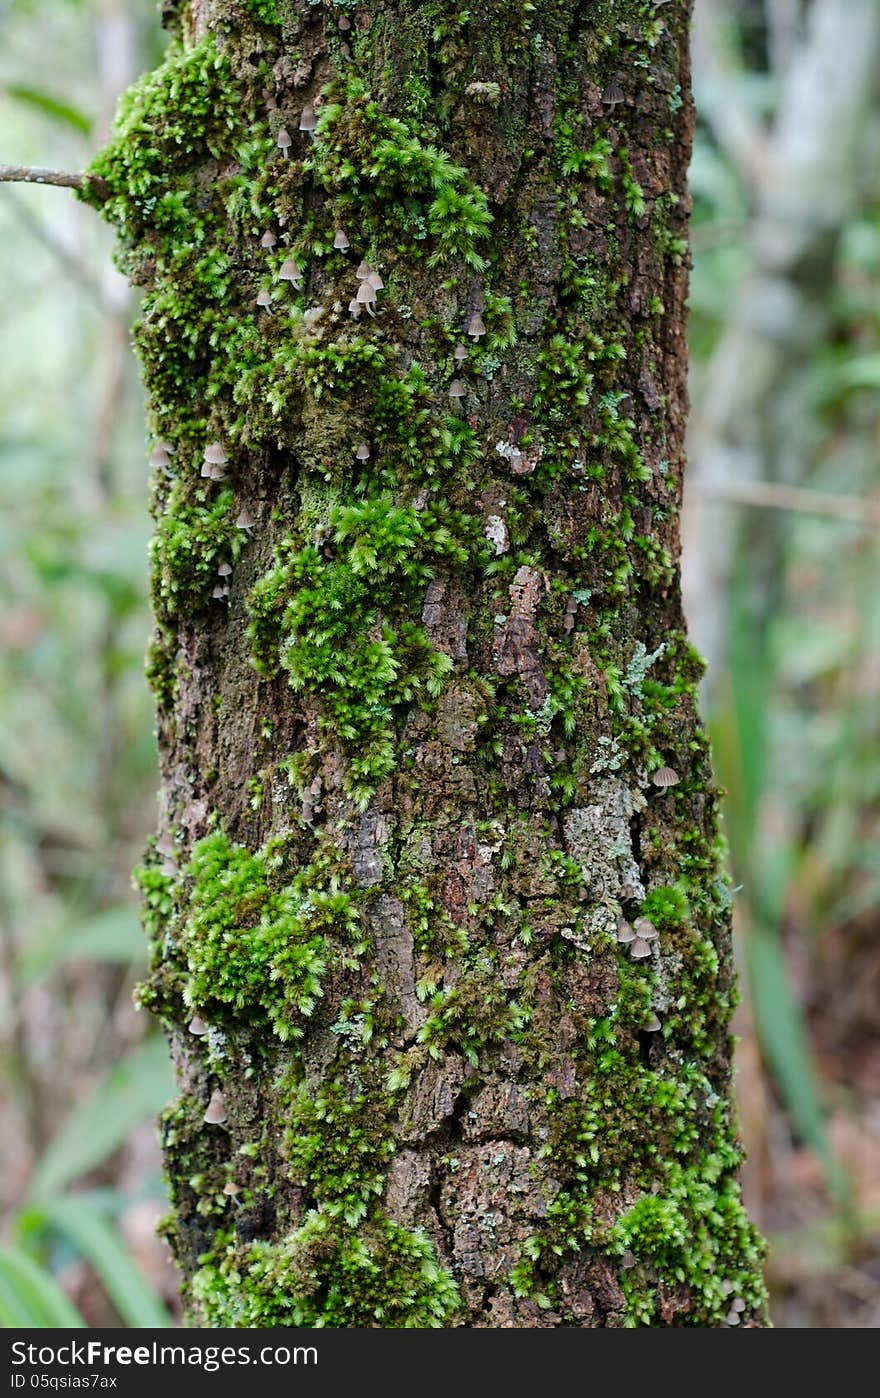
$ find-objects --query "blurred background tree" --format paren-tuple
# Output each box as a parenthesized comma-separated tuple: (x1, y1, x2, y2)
(0, 0, 877, 1327)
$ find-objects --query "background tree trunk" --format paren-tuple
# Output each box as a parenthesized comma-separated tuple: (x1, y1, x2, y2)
(88, 0, 767, 1326)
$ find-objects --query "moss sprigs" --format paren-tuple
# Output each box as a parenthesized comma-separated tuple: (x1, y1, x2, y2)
(193, 1212, 459, 1327)
(170, 831, 362, 1041)
(248, 495, 472, 805)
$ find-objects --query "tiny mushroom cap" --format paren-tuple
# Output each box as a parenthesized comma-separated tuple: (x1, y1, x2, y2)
(348, 297, 362, 317)
(279, 258, 302, 284)
(602, 79, 625, 106)
(188, 1014, 209, 1036)
(466, 310, 486, 339)
(726, 1309, 741, 1327)
(276, 127, 292, 153)
(339, 13, 351, 28)
(256, 288, 273, 308)
(720, 1279, 734, 1296)
(643, 1012, 662, 1033)
(201, 461, 226, 480)
(617, 919, 636, 944)
(356, 280, 376, 305)
(299, 103, 318, 134)
(333, 228, 351, 251)
(260, 230, 277, 249)
(630, 937, 652, 960)
(156, 832, 176, 857)
(149, 443, 172, 469)
(355, 259, 372, 280)
(212, 584, 229, 600)
(218, 561, 233, 577)
(454, 344, 469, 362)
(236, 508, 255, 531)
(448, 379, 466, 399)
(653, 765, 680, 789)
(366, 270, 384, 290)
(355, 441, 371, 461)
(204, 441, 229, 465)
(634, 917, 658, 941)
(223, 1181, 241, 1197)
(204, 1089, 227, 1125)
(621, 1249, 636, 1270)
(732, 1298, 746, 1313)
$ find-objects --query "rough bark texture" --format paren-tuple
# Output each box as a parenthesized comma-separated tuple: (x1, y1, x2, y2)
(88, 0, 767, 1326)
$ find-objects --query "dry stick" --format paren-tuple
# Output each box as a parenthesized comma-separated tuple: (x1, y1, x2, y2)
(698, 479, 880, 528)
(0, 164, 108, 199)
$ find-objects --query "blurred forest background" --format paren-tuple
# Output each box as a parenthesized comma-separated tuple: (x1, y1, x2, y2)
(0, 0, 878, 1328)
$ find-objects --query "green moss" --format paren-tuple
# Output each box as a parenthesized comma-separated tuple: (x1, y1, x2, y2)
(168, 830, 362, 1041)
(150, 484, 241, 622)
(248, 495, 474, 805)
(193, 1211, 459, 1327)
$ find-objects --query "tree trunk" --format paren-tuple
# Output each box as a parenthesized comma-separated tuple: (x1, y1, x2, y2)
(87, 0, 767, 1327)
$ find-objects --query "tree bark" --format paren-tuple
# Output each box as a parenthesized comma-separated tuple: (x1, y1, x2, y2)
(88, 0, 767, 1326)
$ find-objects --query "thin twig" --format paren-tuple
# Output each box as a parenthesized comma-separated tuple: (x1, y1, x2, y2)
(698, 478, 880, 527)
(0, 164, 107, 200)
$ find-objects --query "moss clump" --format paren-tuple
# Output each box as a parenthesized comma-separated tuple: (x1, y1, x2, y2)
(173, 831, 362, 1041)
(248, 494, 474, 805)
(193, 1212, 459, 1328)
(150, 484, 241, 622)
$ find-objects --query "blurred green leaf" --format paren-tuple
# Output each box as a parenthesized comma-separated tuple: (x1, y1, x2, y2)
(21, 904, 144, 984)
(3, 83, 92, 135)
(0, 1244, 84, 1328)
(32, 1195, 171, 1329)
(835, 353, 880, 388)
(747, 929, 850, 1210)
(29, 1037, 173, 1201)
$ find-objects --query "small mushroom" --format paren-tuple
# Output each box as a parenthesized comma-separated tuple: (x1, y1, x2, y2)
(725, 1308, 741, 1327)
(630, 937, 652, 960)
(299, 104, 318, 136)
(453, 344, 469, 362)
(633, 917, 658, 941)
(621, 1250, 636, 1270)
(279, 258, 302, 285)
(203, 442, 228, 466)
(204, 1089, 227, 1125)
(348, 297, 362, 318)
(201, 461, 226, 480)
(218, 562, 232, 577)
(156, 833, 176, 857)
(355, 259, 372, 280)
(236, 508, 255, 531)
(366, 270, 384, 291)
(212, 583, 229, 600)
(339, 14, 351, 28)
(732, 1297, 746, 1313)
(643, 1012, 662, 1033)
(466, 311, 486, 339)
(256, 288, 273, 310)
(260, 231, 277, 249)
(333, 228, 350, 251)
(448, 378, 466, 400)
(653, 766, 680, 789)
(720, 1280, 734, 1297)
(276, 127, 292, 157)
(602, 80, 625, 106)
(149, 442, 173, 469)
(617, 919, 636, 944)
(354, 442, 371, 461)
(356, 280, 377, 306)
(223, 1181, 241, 1197)
(188, 1014, 209, 1036)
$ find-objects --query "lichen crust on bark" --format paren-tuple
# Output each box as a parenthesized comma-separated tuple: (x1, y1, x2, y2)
(91, 0, 768, 1326)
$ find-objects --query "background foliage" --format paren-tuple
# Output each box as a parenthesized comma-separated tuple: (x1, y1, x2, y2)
(0, 0, 878, 1326)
